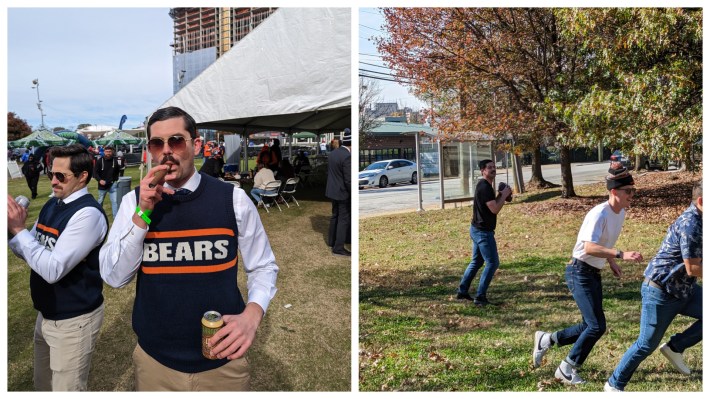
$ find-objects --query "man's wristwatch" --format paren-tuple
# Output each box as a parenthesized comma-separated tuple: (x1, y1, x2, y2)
(615, 249, 623, 259)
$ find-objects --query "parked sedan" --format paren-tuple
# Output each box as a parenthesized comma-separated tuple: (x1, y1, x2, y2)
(359, 159, 418, 189)
(611, 150, 632, 168)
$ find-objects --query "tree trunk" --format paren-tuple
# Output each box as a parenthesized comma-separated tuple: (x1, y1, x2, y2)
(559, 145, 577, 198)
(634, 154, 643, 172)
(527, 146, 556, 189)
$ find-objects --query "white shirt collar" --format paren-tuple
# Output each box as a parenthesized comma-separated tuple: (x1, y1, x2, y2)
(165, 167, 200, 192)
(63, 187, 89, 204)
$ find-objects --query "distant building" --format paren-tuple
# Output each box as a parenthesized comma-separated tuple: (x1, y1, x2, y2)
(360, 117, 437, 169)
(170, 7, 276, 93)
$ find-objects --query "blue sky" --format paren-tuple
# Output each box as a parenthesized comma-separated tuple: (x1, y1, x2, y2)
(7, 8, 174, 131)
(359, 8, 427, 111)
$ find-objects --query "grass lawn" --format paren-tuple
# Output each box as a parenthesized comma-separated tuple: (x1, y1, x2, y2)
(7, 159, 350, 391)
(359, 171, 702, 392)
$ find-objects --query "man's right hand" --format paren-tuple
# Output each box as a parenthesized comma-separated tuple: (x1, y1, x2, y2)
(137, 165, 175, 213)
(500, 185, 513, 201)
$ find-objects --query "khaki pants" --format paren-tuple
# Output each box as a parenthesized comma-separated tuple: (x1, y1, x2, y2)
(133, 343, 250, 391)
(33, 304, 104, 391)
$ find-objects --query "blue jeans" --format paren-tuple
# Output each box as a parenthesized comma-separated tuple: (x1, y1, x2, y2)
(458, 226, 499, 300)
(555, 259, 606, 368)
(250, 188, 266, 204)
(97, 182, 118, 218)
(608, 282, 702, 390)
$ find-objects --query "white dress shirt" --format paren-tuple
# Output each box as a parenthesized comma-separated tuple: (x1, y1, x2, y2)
(99, 169, 278, 313)
(9, 187, 108, 284)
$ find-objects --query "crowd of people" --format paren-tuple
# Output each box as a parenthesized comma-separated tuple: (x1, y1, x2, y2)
(8, 107, 280, 391)
(8, 106, 356, 391)
(8, 123, 698, 391)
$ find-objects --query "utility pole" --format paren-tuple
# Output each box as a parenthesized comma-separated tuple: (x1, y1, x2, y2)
(31, 78, 47, 129)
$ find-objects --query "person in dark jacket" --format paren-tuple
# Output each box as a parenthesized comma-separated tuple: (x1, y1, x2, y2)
(93, 145, 120, 218)
(269, 139, 282, 174)
(21, 154, 43, 199)
(325, 129, 351, 256)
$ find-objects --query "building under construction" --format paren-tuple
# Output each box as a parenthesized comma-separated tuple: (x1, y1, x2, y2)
(169, 7, 276, 93)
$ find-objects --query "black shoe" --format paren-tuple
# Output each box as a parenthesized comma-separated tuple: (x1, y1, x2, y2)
(474, 296, 494, 306)
(456, 292, 474, 301)
(332, 249, 351, 257)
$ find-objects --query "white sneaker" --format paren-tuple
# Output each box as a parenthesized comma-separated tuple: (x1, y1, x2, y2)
(660, 343, 691, 375)
(555, 364, 586, 385)
(532, 331, 551, 368)
(604, 381, 622, 392)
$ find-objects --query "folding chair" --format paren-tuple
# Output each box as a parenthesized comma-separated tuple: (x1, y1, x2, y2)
(258, 180, 283, 213)
(279, 177, 300, 208)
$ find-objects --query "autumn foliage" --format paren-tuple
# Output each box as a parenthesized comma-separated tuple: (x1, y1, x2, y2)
(375, 8, 702, 197)
(7, 112, 32, 141)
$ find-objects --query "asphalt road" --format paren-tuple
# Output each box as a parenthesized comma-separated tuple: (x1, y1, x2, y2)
(359, 162, 612, 218)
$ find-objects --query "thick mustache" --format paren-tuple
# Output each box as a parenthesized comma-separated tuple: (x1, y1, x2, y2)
(160, 155, 179, 166)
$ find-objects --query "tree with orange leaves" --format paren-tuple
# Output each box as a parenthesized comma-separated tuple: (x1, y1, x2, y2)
(376, 8, 606, 197)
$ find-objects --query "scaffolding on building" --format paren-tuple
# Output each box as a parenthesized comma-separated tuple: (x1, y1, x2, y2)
(169, 7, 276, 56)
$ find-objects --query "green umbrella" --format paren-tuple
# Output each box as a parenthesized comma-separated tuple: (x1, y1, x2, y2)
(55, 130, 92, 147)
(94, 130, 144, 146)
(292, 132, 317, 139)
(9, 129, 69, 148)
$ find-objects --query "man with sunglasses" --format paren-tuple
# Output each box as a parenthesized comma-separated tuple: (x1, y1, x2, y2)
(604, 179, 702, 391)
(99, 106, 278, 391)
(532, 161, 643, 385)
(8, 144, 108, 391)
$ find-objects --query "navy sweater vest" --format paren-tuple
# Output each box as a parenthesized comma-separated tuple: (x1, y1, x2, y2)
(32, 194, 107, 320)
(132, 173, 245, 373)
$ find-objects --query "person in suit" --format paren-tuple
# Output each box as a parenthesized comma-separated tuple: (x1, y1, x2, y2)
(325, 129, 351, 256)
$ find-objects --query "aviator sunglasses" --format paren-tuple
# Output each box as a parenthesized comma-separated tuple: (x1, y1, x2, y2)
(48, 171, 77, 183)
(147, 135, 192, 152)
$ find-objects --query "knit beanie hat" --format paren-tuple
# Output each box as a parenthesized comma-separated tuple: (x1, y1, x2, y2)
(606, 161, 634, 190)
(342, 128, 351, 146)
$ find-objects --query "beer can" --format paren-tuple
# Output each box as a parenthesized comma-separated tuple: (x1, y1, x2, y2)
(201, 310, 224, 359)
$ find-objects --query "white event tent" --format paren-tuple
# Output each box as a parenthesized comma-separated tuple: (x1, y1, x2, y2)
(158, 7, 351, 136)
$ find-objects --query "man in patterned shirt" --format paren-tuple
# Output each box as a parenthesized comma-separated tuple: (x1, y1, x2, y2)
(605, 179, 702, 391)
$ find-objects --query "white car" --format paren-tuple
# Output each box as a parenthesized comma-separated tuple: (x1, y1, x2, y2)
(359, 159, 418, 189)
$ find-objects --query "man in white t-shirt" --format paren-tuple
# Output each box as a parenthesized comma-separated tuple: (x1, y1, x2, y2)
(531, 161, 643, 386)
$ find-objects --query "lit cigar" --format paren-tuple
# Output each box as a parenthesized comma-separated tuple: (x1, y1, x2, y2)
(148, 165, 172, 188)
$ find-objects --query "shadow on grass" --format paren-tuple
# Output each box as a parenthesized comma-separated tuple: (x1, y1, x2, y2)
(517, 189, 563, 203)
(359, 255, 661, 391)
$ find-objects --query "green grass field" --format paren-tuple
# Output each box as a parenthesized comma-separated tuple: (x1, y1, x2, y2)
(359, 172, 702, 392)
(7, 159, 350, 391)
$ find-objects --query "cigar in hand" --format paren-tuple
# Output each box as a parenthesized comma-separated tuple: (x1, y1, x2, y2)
(148, 166, 171, 188)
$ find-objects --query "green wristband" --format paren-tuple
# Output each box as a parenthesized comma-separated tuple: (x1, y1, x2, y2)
(136, 206, 152, 225)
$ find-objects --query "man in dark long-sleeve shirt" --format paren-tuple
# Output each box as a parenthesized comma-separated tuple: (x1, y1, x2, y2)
(93, 145, 120, 217)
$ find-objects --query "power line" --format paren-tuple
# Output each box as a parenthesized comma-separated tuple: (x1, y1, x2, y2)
(359, 61, 390, 70)
(359, 24, 383, 33)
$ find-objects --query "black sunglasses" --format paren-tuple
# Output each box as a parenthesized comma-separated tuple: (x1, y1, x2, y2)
(48, 171, 77, 183)
(147, 135, 192, 152)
